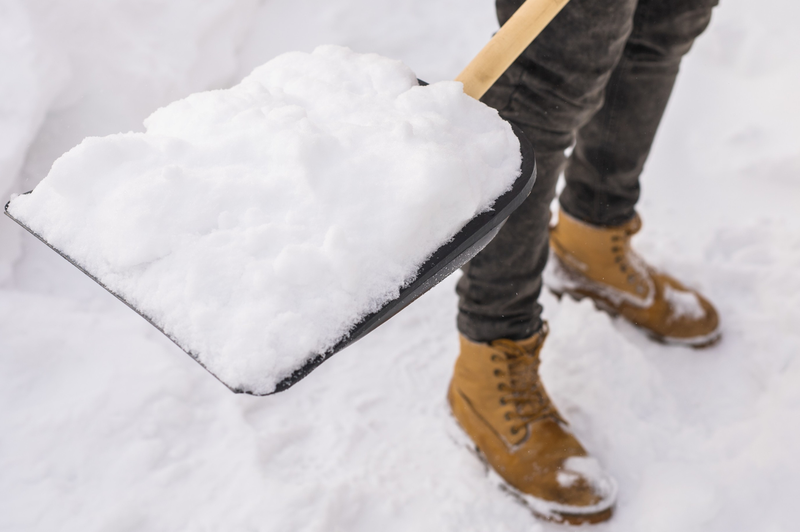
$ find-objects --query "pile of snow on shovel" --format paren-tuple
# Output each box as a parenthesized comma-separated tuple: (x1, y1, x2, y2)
(7, 45, 521, 394)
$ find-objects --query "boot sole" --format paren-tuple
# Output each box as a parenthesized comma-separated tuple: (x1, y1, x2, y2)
(446, 384, 617, 525)
(498, 481, 614, 525)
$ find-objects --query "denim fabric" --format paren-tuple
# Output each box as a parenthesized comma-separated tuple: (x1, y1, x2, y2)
(457, 0, 718, 342)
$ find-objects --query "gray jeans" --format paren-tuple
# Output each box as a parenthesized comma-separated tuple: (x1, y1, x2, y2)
(457, 0, 718, 342)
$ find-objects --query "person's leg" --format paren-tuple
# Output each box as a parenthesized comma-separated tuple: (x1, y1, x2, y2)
(452, 1, 640, 522)
(547, 0, 721, 347)
(560, 0, 719, 226)
(457, 0, 637, 342)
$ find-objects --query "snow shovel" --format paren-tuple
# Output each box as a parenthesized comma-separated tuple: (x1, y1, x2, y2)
(5, 0, 570, 395)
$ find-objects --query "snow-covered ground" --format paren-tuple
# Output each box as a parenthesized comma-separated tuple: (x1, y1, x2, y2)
(1, 0, 798, 530)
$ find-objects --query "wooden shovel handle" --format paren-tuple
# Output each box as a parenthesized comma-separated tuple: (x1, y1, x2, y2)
(456, 0, 571, 100)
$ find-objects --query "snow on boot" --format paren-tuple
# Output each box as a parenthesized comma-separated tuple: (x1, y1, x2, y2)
(547, 209, 721, 347)
(448, 324, 617, 524)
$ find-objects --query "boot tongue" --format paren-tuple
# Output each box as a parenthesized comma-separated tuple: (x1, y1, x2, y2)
(515, 323, 549, 353)
(623, 212, 643, 235)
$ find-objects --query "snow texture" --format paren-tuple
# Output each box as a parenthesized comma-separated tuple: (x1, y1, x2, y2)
(7, 45, 520, 394)
(561, 456, 616, 500)
(2, 0, 800, 531)
(663, 284, 707, 321)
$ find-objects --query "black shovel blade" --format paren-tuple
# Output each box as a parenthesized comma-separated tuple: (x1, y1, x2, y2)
(5, 124, 535, 396)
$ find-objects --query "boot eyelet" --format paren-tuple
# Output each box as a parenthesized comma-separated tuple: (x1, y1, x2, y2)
(499, 398, 507, 405)
(504, 412, 512, 420)
(497, 383, 507, 391)
(611, 246, 620, 253)
(490, 354, 501, 362)
(493, 369, 502, 377)
(510, 427, 519, 435)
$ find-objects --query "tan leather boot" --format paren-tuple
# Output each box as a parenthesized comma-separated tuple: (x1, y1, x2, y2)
(448, 325, 617, 524)
(548, 209, 720, 347)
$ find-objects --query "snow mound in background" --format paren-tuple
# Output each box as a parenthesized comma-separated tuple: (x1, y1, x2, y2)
(7, 45, 521, 394)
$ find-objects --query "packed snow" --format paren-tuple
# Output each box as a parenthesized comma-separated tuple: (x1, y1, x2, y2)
(560, 456, 616, 499)
(1, 0, 799, 531)
(663, 284, 707, 321)
(7, 45, 520, 394)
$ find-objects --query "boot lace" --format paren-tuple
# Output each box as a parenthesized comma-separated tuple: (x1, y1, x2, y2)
(491, 330, 564, 435)
(610, 215, 648, 293)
